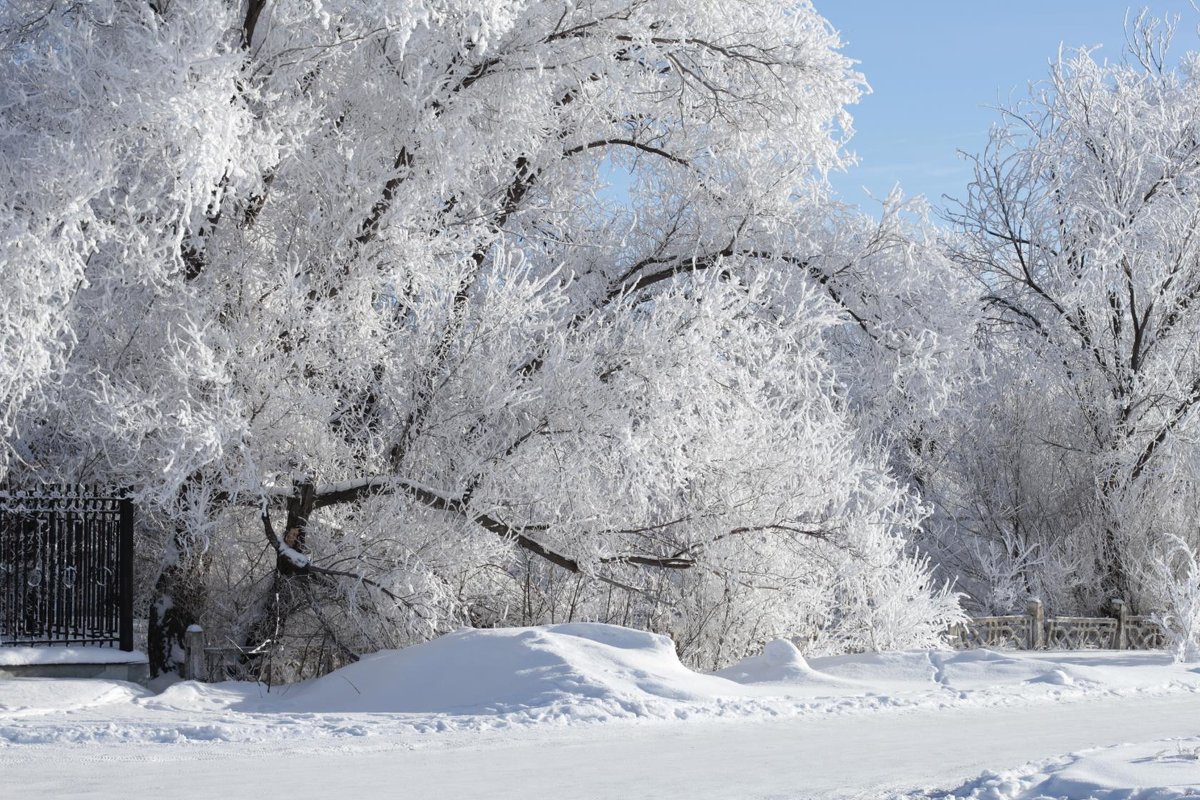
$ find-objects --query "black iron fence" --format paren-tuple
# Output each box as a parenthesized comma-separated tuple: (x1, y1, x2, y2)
(0, 486, 134, 650)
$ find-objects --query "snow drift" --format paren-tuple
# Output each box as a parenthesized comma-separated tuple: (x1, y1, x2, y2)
(141, 624, 1173, 724)
(716, 639, 855, 686)
(268, 623, 739, 714)
(6, 623, 1200, 755)
(935, 739, 1200, 799)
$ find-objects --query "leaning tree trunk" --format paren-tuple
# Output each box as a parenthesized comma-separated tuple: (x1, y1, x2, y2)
(239, 479, 322, 679)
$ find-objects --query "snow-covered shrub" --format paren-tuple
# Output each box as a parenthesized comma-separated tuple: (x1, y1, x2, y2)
(1137, 535, 1200, 663)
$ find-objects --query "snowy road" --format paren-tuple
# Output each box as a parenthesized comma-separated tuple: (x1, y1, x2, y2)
(4, 692, 1198, 799)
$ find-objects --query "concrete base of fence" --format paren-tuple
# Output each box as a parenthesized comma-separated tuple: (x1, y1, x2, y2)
(0, 647, 149, 684)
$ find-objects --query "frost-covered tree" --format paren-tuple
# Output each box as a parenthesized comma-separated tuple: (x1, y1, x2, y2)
(0, 0, 963, 675)
(939, 15, 1200, 613)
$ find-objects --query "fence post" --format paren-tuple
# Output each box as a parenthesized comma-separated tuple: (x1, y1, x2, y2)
(184, 625, 206, 681)
(1027, 599, 1045, 650)
(118, 496, 135, 652)
(1112, 599, 1128, 650)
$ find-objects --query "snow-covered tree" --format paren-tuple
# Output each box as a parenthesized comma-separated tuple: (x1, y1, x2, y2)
(940, 15, 1200, 613)
(1, 0, 962, 675)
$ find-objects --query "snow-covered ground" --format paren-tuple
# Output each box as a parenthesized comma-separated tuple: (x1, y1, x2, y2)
(2, 623, 1199, 798)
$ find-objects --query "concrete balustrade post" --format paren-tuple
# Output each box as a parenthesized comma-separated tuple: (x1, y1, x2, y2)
(1112, 599, 1128, 650)
(1027, 599, 1045, 650)
(184, 624, 206, 681)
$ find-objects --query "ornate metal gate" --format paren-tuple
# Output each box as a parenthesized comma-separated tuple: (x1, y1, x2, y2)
(0, 486, 134, 649)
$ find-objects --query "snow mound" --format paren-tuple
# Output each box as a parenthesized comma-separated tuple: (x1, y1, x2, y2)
(1024, 668, 1075, 687)
(932, 738, 1200, 799)
(144, 679, 266, 714)
(716, 639, 854, 686)
(269, 623, 740, 715)
(932, 650, 1100, 691)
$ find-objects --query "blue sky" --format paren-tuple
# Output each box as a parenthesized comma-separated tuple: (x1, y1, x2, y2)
(821, 1, 1200, 214)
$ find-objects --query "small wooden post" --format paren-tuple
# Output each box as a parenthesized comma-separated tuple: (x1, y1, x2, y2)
(1112, 599, 1128, 650)
(1027, 599, 1045, 650)
(184, 625, 206, 681)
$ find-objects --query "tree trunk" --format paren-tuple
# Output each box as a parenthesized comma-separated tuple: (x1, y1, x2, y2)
(147, 526, 206, 677)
